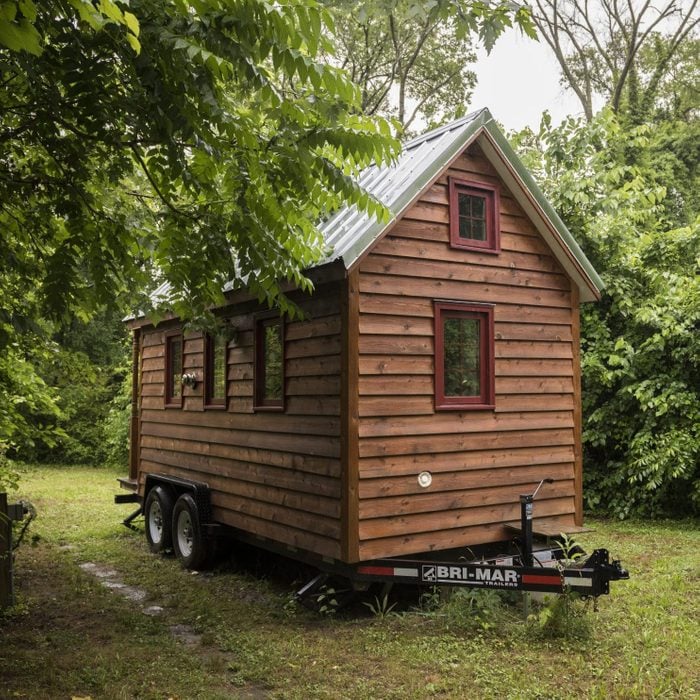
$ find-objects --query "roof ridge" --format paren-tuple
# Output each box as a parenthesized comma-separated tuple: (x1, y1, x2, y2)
(402, 108, 488, 150)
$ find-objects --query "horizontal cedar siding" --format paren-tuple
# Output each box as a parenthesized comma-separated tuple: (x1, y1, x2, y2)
(138, 283, 343, 559)
(356, 143, 578, 560)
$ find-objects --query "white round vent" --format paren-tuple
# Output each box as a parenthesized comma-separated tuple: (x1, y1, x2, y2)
(417, 471, 433, 488)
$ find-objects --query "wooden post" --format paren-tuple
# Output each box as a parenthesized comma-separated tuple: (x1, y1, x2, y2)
(0, 493, 12, 609)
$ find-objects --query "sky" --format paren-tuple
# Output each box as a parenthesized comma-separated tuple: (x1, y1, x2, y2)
(469, 27, 588, 132)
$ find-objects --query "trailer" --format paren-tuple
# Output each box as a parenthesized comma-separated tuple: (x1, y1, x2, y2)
(118, 109, 628, 600)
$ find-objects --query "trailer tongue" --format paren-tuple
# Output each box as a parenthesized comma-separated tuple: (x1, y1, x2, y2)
(296, 479, 629, 606)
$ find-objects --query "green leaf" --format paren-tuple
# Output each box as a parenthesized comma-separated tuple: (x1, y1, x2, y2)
(123, 10, 139, 37)
(126, 31, 140, 54)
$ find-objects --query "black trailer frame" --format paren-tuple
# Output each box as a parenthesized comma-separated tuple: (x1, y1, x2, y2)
(117, 475, 629, 602)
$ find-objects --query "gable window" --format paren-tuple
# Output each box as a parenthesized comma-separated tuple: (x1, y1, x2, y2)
(165, 332, 183, 407)
(204, 333, 228, 408)
(254, 315, 284, 410)
(449, 178, 500, 253)
(434, 301, 494, 410)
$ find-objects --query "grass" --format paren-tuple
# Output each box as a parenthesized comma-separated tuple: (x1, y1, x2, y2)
(2, 463, 699, 699)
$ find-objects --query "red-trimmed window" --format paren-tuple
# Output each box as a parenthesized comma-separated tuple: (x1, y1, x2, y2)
(449, 178, 500, 253)
(254, 315, 284, 411)
(434, 301, 495, 410)
(204, 333, 228, 408)
(164, 332, 183, 408)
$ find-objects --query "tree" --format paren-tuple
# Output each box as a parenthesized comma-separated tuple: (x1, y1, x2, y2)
(513, 110, 700, 516)
(326, 0, 536, 134)
(327, 0, 477, 133)
(1, 0, 401, 328)
(530, 0, 699, 122)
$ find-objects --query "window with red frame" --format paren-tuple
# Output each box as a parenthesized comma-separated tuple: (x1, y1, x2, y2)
(449, 178, 500, 253)
(254, 315, 284, 410)
(204, 333, 228, 408)
(434, 301, 494, 410)
(165, 333, 183, 407)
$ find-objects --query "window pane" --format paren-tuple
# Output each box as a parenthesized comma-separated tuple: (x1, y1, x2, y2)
(169, 338, 182, 399)
(443, 317, 480, 397)
(458, 192, 471, 217)
(471, 220, 486, 241)
(212, 336, 227, 399)
(263, 323, 283, 401)
(456, 192, 488, 242)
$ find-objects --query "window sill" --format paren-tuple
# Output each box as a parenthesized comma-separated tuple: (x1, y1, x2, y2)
(435, 402, 495, 411)
(450, 240, 500, 254)
(253, 404, 285, 412)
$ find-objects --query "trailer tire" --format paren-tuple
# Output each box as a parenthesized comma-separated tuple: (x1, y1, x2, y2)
(144, 485, 175, 554)
(172, 493, 209, 570)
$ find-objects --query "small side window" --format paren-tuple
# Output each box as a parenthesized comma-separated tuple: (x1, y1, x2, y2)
(449, 178, 500, 253)
(254, 315, 284, 411)
(434, 301, 495, 410)
(204, 333, 228, 408)
(165, 333, 183, 408)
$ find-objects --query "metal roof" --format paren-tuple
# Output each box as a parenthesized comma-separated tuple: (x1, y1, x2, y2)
(320, 107, 602, 301)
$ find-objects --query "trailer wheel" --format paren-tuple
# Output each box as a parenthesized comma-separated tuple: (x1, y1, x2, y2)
(172, 493, 209, 570)
(144, 485, 174, 554)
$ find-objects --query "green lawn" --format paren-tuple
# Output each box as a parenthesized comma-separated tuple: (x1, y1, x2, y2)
(2, 464, 699, 699)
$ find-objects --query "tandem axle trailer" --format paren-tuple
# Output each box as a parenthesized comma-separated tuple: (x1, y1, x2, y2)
(117, 475, 629, 604)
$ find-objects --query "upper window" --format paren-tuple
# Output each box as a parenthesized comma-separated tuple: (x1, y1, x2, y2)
(254, 315, 284, 411)
(449, 178, 500, 253)
(204, 333, 228, 408)
(165, 332, 183, 407)
(434, 301, 495, 410)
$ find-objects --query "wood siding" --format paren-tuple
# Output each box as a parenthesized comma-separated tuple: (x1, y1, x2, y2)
(137, 284, 344, 559)
(355, 143, 580, 560)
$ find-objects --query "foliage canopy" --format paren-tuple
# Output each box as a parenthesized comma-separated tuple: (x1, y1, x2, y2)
(515, 109, 699, 516)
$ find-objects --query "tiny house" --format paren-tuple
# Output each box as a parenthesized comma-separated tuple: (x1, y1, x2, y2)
(122, 109, 608, 579)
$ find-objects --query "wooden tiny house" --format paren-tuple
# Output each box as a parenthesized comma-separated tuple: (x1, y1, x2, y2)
(125, 109, 603, 567)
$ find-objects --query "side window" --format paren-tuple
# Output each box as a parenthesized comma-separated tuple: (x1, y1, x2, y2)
(449, 178, 500, 253)
(434, 301, 495, 410)
(254, 315, 284, 411)
(204, 333, 228, 408)
(165, 332, 183, 407)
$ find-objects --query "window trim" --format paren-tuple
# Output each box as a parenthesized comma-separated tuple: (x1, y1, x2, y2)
(448, 178, 500, 254)
(204, 332, 228, 410)
(164, 331, 183, 408)
(253, 313, 285, 412)
(434, 300, 495, 411)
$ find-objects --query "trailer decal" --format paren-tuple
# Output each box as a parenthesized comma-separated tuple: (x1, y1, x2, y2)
(357, 565, 419, 578)
(521, 573, 561, 587)
(564, 576, 593, 588)
(421, 565, 520, 587)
